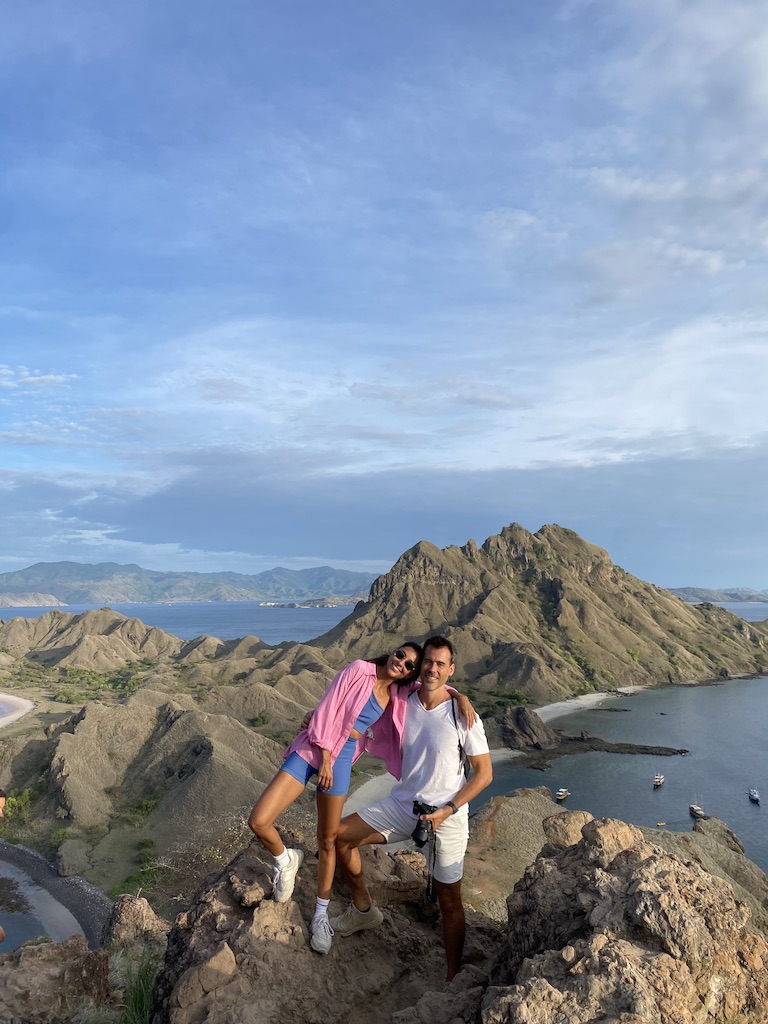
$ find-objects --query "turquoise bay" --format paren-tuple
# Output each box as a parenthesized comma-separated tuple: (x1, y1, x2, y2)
(482, 674, 768, 874)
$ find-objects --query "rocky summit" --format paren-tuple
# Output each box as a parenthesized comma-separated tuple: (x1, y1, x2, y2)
(149, 807, 768, 1024)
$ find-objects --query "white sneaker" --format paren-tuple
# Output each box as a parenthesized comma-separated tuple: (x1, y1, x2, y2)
(271, 848, 304, 903)
(310, 914, 334, 954)
(328, 901, 384, 936)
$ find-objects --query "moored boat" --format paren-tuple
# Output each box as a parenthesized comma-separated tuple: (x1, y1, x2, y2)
(555, 788, 570, 802)
(689, 802, 707, 819)
(748, 788, 760, 804)
(653, 773, 665, 788)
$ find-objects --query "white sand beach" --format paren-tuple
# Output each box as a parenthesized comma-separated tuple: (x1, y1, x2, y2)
(0, 692, 34, 730)
(534, 686, 645, 724)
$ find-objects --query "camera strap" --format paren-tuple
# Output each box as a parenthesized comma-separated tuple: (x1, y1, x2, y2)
(426, 829, 437, 903)
(450, 697, 470, 779)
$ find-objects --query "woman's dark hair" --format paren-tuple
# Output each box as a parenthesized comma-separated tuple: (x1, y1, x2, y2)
(370, 641, 423, 684)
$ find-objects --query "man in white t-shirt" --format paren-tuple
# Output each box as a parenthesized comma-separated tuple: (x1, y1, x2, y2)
(330, 636, 492, 982)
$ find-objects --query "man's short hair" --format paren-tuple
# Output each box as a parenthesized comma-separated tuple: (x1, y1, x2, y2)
(423, 635, 454, 662)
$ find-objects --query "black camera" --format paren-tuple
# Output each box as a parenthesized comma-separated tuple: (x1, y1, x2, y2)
(411, 800, 437, 848)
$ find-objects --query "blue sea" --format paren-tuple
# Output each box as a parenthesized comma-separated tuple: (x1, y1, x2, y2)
(0, 600, 355, 644)
(482, 674, 768, 875)
(1, 598, 767, 948)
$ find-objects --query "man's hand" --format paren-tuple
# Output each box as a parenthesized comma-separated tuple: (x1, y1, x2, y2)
(421, 806, 454, 831)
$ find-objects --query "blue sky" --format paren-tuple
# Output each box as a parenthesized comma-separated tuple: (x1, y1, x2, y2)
(2, 0, 768, 588)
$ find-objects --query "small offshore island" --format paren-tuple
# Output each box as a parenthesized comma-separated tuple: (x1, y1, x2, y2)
(1, 523, 768, 1022)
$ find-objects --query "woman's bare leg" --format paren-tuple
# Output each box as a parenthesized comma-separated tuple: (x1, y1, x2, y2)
(315, 792, 347, 899)
(248, 771, 307, 856)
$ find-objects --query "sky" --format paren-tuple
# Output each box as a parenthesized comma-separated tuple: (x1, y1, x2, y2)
(2, 0, 768, 589)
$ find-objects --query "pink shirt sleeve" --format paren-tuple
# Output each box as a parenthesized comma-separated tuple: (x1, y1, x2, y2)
(282, 660, 376, 767)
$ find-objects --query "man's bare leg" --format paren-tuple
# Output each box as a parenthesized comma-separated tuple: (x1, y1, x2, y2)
(335, 812, 385, 910)
(435, 879, 465, 983)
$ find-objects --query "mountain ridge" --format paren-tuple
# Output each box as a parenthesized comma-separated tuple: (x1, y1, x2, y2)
(0, 560, 377, 605)
(669, 586, 768, 603)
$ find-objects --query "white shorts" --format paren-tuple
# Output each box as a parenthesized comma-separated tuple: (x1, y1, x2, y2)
(357, 796, 469, 885)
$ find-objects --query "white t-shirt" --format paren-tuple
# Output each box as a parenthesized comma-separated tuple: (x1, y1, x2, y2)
(390, 691, 489, 811)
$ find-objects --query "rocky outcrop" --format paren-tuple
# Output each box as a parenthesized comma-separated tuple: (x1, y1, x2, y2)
(151, 833, 502, 1024)
(485, 813, 768, 1023)
(146, 806, 768, 1024)
(0, 934, 109, 1023)
(0, 896, 167, 1023)
(490, 705, 561, 749)
(463, 788, 579, 922)
(105, 893, 170, 950)
(4, 796, 768, 1024)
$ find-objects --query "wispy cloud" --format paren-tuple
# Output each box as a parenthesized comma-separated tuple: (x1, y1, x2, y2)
(1, 1, 767, 583)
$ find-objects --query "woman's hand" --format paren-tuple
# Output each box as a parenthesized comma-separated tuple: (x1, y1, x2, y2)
(457, 693, 476, 729)
(317, 751, 333, 792)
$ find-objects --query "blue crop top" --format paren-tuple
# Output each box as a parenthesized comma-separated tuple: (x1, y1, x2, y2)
(351, 692, 386, 734)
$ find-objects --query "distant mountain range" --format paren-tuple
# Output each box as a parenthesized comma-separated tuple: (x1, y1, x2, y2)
(0, 561, 378, 605)
(669, 587, 768, 604)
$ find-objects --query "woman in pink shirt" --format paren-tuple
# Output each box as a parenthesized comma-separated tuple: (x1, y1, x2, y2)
(248, 642, 471, 954)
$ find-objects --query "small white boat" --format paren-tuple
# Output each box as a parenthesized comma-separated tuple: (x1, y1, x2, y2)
(555, 788, 570, 802)
(748, 789, 760, 805)
(689, 802, 707, 819)
(653, 773, 665, 788)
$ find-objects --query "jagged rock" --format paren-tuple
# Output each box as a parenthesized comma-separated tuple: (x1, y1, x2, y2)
(640, 816, 768, 937)
(496, 705, 560, 749)
(105, 894, 170, 948)
(485, 813, 768, 1023)
(0, 934, 109, 1023)
(151, 834, 502, 1024)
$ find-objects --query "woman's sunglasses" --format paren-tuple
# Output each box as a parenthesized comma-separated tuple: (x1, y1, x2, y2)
(394, 649, 418, 673)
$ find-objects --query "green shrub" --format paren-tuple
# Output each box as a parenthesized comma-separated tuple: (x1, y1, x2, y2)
(48, 826, 70, 851)
(3, 787, 35, 824)
(131, 797, 159, 819)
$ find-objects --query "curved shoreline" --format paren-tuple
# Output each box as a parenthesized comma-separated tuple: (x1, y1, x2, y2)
(0, 840, 113, 949)
(0, 692, 35, 728)
(0, 692, 114, 949)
